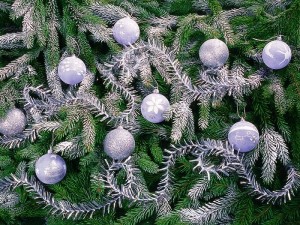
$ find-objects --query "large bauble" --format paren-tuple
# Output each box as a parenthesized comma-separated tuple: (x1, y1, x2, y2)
(0, 108, 26, 136)
(35, 153, 67, 184)
(58, 55, 86, 85)
(112, 17, 140, 46)
(141, 92, 170, 123)
(228, 120, 259, 153)
(103, 126, 135, 160)
(199, 39, 229, 68)
(262, 40, 291, 70)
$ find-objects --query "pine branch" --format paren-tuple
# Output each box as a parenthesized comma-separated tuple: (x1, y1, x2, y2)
(90, 3, 130, 24)
(180, 186, 237, 224)
(0, 32, 25, 49)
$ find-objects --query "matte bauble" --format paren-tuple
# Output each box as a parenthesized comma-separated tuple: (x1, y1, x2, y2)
(141, 92, 170, 123)
(228, 119, 259, 153)
(35, 153, 67, 184)
(0, 108, 26, 136)
(103, 126, 135, 160)
(199, 39, 229, 68)
(58, 55, 86, 85)
(112, 17, 140, 46)
(262, 40, 291, 70)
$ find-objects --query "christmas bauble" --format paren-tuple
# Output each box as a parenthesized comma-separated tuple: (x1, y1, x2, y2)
(112, 17, 140, 46)
(199, 39, 229, 68)
(57, 55, 86, 85)
(262, 40, 291, 70)
(0, 108, 26, 136)
(103, 126, 135, 160)
(35, 153, 67, 184)
(228, 119, 259, 153)
(141, 92, 170, 123)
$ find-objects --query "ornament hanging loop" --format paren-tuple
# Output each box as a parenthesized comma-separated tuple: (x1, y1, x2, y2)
(48, 132, 56, 154)
(236, 104, 246, 120)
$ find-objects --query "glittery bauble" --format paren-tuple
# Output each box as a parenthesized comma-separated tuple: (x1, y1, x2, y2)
(103, 127, 135, 160)
(112, 17, 140, 46)
(262, 40, 291, 70)
(228, 120, 259, 153)
(35, 153, 67, 184)
(141, 92, 170, 123)
(199, 39, 229, 68)
(0, 108, 26, 136)
(58, 55, 86, 85)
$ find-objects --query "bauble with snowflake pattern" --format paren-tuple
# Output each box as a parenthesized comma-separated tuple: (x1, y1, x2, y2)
(141, 90, 170, 123)
(228, 119, 259, 153)
(112, 17, 140, 46)
(58, 55, 86, 85)
(103, 126, 135, 160)
(35, 151, 67, 184)
(199, 39, 229, 68)
(0, 108, 26, 136)
(262, 38, 291, 70)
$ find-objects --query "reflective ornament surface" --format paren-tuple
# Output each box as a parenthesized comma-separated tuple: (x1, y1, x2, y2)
(141, 92, 170, 123)
(112, 17, 140, 46)
(58, 55, 86, 85)
(35, 153, 67, 184)
(199, 39, 229, 68)
(262, 40, 291, 70)
(228, 119, 259, 153)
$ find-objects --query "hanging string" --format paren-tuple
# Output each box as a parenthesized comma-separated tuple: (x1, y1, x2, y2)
(236, 104, 246, 120)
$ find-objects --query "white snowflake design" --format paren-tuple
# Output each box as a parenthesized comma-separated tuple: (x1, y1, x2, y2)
(146, 97, 165, 114)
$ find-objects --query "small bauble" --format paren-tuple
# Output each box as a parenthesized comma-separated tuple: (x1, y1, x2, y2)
(199, 39, 229, 68)
(262, 39, 291, 70)
(58, 55, 86, 85)
(103, 126, 135, 160)
(35, 152, 67, 184)
(112, 17, 140, 46)
(228, 119, 259, 153)
(141, 91, 170, 123)
(0, 108, 26, 136)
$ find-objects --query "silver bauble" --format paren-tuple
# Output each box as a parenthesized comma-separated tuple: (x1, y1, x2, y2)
(58, 55, 86, 85)
(141, 91, 170, 123)
(35, 152, 67, 184)
(199, 39, 229, 68)
(112, 17, 140, 46)
(228, 119, 259, 153)
(262, 39, 291, 70)
(103, 126, 135, 160)
(0, 108, 26, 136)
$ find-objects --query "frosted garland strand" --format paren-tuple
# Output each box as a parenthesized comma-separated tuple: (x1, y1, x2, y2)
(0, 139, 298, 218)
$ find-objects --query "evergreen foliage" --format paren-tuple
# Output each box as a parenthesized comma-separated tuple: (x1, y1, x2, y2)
(0, 0, 299, 224)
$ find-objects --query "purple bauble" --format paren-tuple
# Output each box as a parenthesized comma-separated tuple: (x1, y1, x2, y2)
(112, 17, 140, 46)
(262, 40, 291, 70)
(141, 92, 170, 123)
(58, 55, 86, 85)
(199, 39, 229, 68)
(0, 108, 26, 136)
(35, 153, 67, 184)
(228, 120, 259, 153)
(103, 126, 135, 160)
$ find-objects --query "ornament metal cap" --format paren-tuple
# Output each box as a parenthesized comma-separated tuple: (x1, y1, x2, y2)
(153, 89, 159, 94)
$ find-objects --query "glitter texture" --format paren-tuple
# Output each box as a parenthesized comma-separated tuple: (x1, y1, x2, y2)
(35, 153, 67, 184)
(103, 127, 135, 160)
(228, 120, 259, 153)
(0, 108, 26, 136)
(141, 93, 170, 123)
(262, 40, 291, 70)
(58, 55, 86, 85)
(112, 17, 140, 46)
(199, 39, 229, 68)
